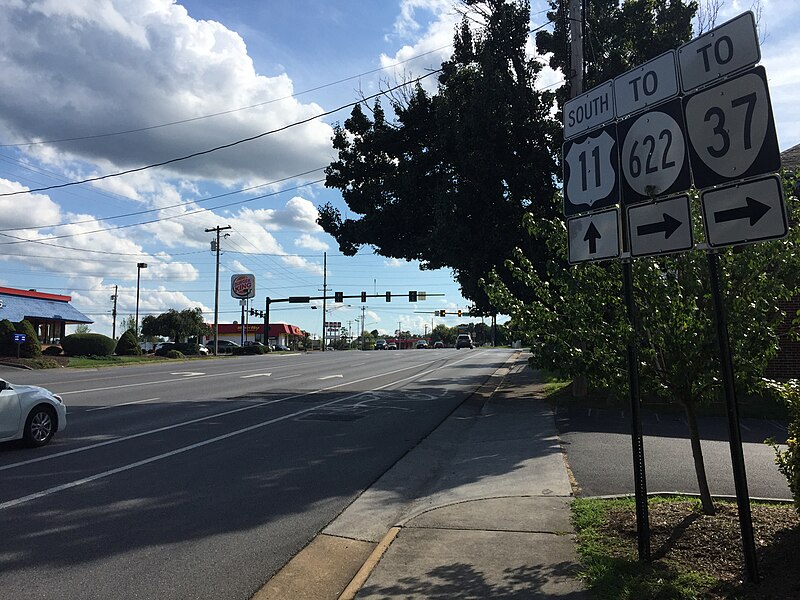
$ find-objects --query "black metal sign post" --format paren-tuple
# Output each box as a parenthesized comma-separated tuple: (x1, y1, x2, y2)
(707, 250, 759, 583)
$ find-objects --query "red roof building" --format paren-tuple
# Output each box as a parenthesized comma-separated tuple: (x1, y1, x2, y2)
(204, 322, 304, 346)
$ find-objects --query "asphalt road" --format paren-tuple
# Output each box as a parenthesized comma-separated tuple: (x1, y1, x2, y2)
(556, 403, 791, 500)
(0, 348, 514, 600)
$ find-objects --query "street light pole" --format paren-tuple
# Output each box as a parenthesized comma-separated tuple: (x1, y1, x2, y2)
(135, 263, 147, 338)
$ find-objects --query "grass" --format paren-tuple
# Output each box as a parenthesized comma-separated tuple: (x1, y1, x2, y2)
(64, 354, 212, 368)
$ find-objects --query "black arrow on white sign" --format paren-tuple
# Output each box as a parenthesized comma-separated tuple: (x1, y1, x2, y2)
(636, 213, 682, 239)
(584, 222, 601, 254)
(714, 196, 770, 226)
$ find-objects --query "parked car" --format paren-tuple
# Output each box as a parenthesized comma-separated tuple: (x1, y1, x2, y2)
(215, 340, 241, 348)
(455, 334, 474, 349)
(415, 340, 428, 349)
(274, 344, 291, 351)
(243, 341, 266, 347)
(433, 341, 444, 349)
(197, 344, 210, 355)
(386, 343, 398, 350)
(374, 339, 387, 350)
(0, 378, 66, 447)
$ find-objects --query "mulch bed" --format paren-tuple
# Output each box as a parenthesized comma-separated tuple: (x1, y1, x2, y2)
(603, 500, 800, 599)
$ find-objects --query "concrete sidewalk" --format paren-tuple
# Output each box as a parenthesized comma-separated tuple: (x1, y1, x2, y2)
(254, 352, 592, 600)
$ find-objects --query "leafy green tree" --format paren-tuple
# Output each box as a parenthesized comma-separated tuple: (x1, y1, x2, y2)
(141, 308, 210, 343)
(121, 315, 137, 336)
(74, 324, 91, 334)
(536, 0, 696, 110)
(320, 0, 559, 314)
(431, 324, 457, 346)
(485, 177, 800, 514)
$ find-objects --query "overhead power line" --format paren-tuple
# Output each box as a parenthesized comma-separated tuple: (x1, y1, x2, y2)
(0, 70, 441, 198)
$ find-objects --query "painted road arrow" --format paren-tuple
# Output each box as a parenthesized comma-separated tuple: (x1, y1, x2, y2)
(584, 222, 601, 254)
(636, 213, 682, 239)
(713, 196, 770, 225)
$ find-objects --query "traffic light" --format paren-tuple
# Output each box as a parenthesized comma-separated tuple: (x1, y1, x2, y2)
(409, 290, 417, 302)
(440, 309, 446, 317)
(361, 291, 367, 302)
(386, 291, 391, 302)
(458, 309, 462, 317)
(335, 291, 344, 303)
(249, 308, 255, 316)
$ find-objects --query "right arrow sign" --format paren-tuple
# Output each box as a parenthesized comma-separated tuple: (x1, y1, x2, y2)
(627, 195, 693, 257)
(701, 175, 787, 248)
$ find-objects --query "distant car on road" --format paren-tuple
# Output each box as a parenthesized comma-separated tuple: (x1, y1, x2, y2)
(433, 341, 444, 349)
(374, 339, 387, 350)
(415, 340, 428, 349)
(0, 378, 66, 447)
(455, 334, 474, 349)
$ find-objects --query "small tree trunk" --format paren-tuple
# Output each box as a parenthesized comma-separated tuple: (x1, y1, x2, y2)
(682, 399, 716, 515)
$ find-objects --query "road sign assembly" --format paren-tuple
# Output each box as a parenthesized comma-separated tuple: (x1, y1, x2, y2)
(567, 208, 621, 264)
(677, 11, 760, 92)
(617, 98, 691, 205)
(626, 195, 693, 257)
(684, 66, 780, 190)
(613, 50, 679, 119)
(563, 80, 615, 140)
(701, 175, 787, 248)
(563, 124, 620, 216)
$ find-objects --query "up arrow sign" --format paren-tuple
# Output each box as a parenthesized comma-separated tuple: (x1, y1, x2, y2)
(701, 175, 788, 248)
(584, 222, 601, 254)
(713, 196, 770, 226)
(568, 208, 620, 264)
(637, 213, 682, 239)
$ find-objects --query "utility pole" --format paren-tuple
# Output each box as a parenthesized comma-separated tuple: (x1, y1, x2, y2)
(206, 225, 231, 355)
(321, 252, 328, 351)
(398, 320, 402, 349)
(111, 284, 118, 339)
(361, 306, 366, 350)
(569, 0, 583, 97)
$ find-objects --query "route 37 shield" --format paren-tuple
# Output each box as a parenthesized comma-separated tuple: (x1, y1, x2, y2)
(683, 66, 779, 190)
(563, 124, 620, 217)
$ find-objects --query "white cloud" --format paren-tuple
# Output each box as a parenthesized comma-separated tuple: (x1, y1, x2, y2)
(294, 234, 329, 251)
(384, 258, 405, 267)
(0, 0, 333, 185)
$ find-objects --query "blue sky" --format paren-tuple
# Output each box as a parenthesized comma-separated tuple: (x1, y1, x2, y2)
(0, 0, 798, 341)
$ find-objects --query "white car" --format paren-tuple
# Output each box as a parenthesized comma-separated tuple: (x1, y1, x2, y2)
(0, 378, 66, 447)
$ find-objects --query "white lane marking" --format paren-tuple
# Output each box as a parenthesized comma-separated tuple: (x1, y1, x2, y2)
(351, 363, 366, 367)
(319, 374, 344, 380)
(240, 373, 272, 379)
(0, 351, 492, 473)
(170, 372, 205, 377)
(58, 367, 290, 395)
(0, 352, 491, 511)
(86, 398, 160, 412)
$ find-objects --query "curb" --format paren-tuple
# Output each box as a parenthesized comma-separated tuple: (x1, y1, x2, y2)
(337, 527, 401, 600)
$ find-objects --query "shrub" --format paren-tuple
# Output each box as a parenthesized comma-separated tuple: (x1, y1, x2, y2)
(42, 345, 63, 356)
(164, 349, 184, 359)
(15, 320, 41, 358)
(115, 329, 142, 356)
(174, 342, 200, 355)
(766, 379, 800, 513)
(0, 319, 16, 356)
(62, 333, 116, 357)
